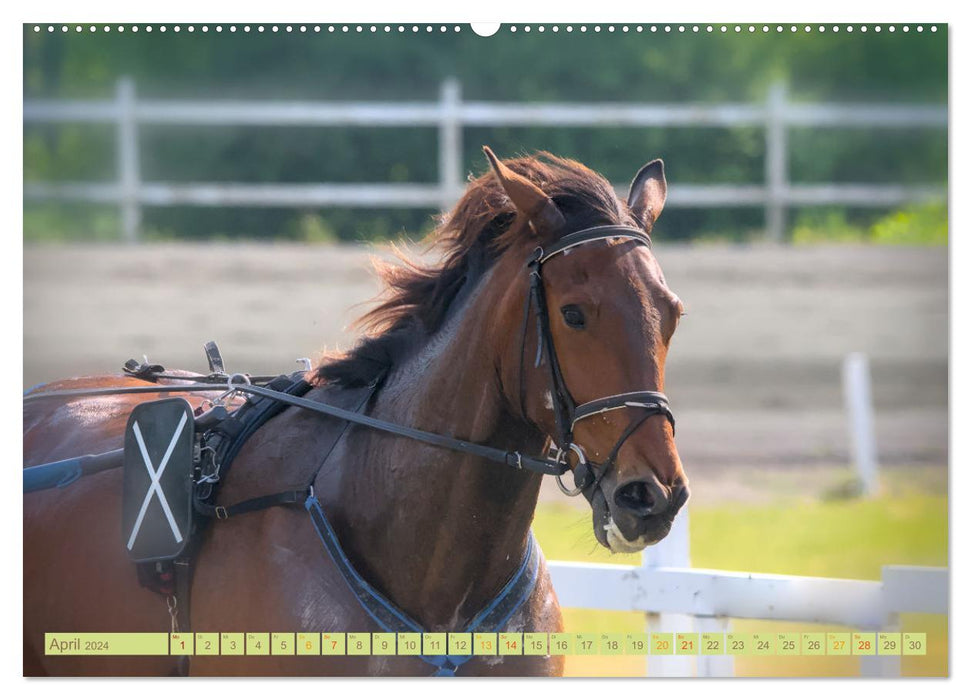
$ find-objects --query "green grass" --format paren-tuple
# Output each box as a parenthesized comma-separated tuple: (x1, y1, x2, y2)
(533, 493, 948, 677)
(790, 204, 947, 246)
(690, 493, 948, 579)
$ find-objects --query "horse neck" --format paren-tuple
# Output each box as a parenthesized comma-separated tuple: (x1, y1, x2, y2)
(323, 262, 546, 630)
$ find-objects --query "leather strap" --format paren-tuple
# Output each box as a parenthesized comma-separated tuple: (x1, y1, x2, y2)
(195, 489, 307, 520)
(537, 226, 651, 263)
(528, 260, 576, 449)
(204, 341, 225, 375)
(236, 383, 568, 476)
(24, 383, 250, 403)
(574, 390, 675, 434)
(123, 359, 166, 382)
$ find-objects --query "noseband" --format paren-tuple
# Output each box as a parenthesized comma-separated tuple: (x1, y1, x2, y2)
(517, 225, 676, 499)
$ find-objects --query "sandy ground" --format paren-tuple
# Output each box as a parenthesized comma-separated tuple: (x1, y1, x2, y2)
(24, 242, 947, 497)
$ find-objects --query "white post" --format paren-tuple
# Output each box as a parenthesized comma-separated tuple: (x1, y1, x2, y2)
(765, 81, 788, 243)
(641, 505, 690, 569)
(643, 508, 695, 677)
(695, 616, 735, 677)
(859, 614, 901, 677)
(843, 352, 880, 497)
(116, 77, 141, 243)
(438, 78, 463, 210)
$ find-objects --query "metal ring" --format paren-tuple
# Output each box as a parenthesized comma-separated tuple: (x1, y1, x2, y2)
(554, 443, 588, 497)
(226, 372, 251, 390)
(213, 372, 252, 407)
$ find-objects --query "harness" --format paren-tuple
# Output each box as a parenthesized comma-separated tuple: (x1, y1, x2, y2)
(305, 494, 541, 675)
(178, 371, 542, 676)
(23, 223, 677, 676)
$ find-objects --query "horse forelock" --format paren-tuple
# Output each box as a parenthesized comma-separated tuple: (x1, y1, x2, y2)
(313, 152, 630, 388)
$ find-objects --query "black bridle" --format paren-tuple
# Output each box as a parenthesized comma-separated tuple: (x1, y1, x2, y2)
(517, 225, 676, 499)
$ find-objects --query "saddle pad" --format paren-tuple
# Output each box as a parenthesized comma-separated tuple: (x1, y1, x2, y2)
(122, 398, 195, 563)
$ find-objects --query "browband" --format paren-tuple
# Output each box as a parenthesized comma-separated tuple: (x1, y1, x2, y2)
(536, 225, 652, 264)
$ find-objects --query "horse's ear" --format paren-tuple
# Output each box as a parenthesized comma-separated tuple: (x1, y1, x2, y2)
(628, 159, 667, 230)
(482, 146, 565, 236)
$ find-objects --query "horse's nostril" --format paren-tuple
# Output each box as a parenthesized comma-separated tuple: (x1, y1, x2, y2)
(614, 480, 663, 517)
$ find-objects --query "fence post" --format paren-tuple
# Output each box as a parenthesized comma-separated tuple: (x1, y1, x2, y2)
(765, 81, 788, 243)
(116, 77, 141, 243)
(859, 613, 901, 677)
(643, 507, 695, 677)
(438, 78, 463, 210)
(843, 352, 880, 497)
(695, 616, 734, 677)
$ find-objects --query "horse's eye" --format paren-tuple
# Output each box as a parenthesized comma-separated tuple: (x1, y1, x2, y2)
(561, 305, 586, 329)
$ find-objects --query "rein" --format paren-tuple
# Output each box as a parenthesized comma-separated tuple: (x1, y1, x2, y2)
(24, 377, 568, 477)
(229, 381, 569, 476)
(24, 224, 677, 489)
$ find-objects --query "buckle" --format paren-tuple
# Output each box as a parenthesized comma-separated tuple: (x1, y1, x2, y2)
(214, 505, 228, 520)
(528, 246, 544, 267)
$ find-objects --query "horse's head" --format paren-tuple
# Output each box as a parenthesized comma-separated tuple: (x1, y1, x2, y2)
(484, 148, 689, 553)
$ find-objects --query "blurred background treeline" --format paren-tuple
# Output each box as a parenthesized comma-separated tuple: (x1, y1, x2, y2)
(23, 26, 947, 244)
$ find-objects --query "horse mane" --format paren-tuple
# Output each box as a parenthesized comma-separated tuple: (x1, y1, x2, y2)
(312, 151, 629, 388)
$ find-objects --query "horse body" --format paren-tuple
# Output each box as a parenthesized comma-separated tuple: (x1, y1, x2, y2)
(24, 150, 687, 676)
(24, 250, 563, 676)
(24, 381, 210, 676)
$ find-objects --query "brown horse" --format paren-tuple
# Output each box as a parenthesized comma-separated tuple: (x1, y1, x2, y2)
(23, 149, 688, 676)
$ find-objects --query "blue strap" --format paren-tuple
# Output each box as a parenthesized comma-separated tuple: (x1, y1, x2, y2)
(305, 495, 425, 634)
(23, 458, 82, 492)
(303, 494, 541, 676)
(465, 534, 539, 633)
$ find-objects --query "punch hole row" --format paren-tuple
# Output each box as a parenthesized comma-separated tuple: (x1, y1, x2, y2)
(32, 24, 941, 35)
(31, 25, 465, 34)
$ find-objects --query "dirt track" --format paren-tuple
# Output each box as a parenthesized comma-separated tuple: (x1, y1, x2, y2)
(24, 243, 947, 475)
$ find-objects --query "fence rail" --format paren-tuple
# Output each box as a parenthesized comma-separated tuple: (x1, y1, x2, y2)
(24, 78, 946, 242)
(547, 510, 948, 677)
(548, 562, 946, 627)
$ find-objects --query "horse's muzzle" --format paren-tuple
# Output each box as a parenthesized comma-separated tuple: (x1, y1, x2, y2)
(589, 478, 689, 553)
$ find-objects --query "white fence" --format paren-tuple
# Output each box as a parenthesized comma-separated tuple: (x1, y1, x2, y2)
(547, 510, 948, 677)
(24, 78, 946, 243)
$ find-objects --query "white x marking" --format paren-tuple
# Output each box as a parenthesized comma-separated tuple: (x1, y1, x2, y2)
(126, 412, 188, 551)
